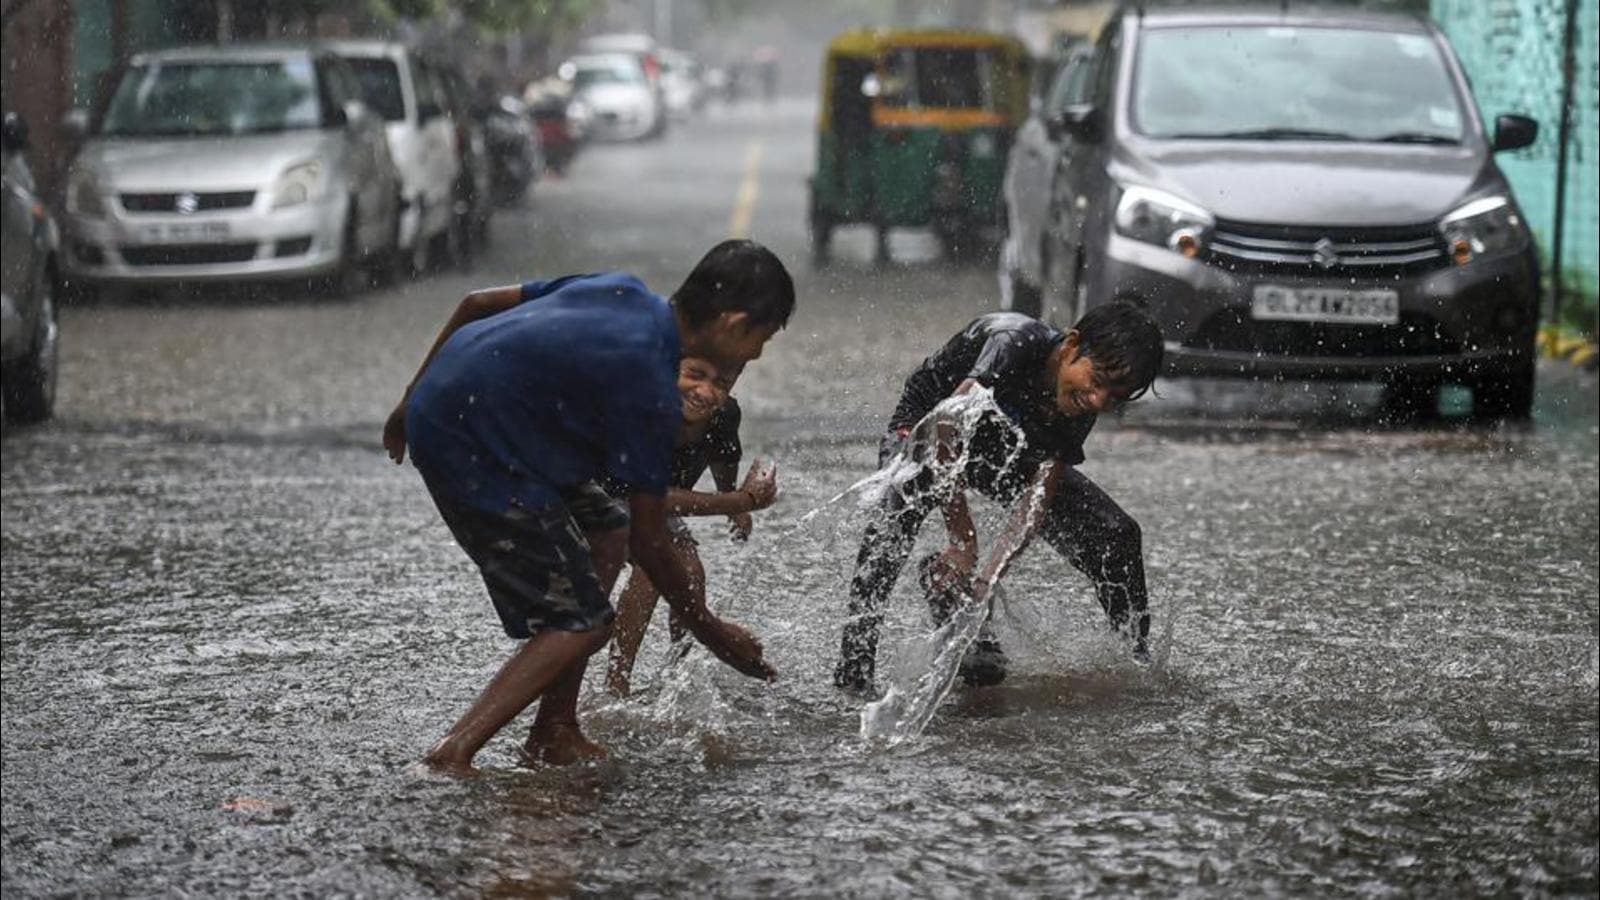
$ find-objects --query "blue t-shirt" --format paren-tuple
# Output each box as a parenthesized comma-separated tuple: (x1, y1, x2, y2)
(405, 272, 682, 513)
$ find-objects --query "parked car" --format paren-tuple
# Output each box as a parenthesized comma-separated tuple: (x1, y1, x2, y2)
(60, 44, 403, 297)
(998, 4, 1542, 420)
(430, 59, 492, 260)
(657, 48, 705, 119)
(561, 53, 666, 142)
(331, 40, 461, 273)
(1, 112, 60, 424)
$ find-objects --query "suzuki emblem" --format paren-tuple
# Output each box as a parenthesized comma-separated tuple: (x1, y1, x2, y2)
(175, 192, 199, 214)
(1312, 237, 1339, 269)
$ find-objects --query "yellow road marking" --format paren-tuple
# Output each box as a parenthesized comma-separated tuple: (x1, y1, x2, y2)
(728, 140, 764, 238)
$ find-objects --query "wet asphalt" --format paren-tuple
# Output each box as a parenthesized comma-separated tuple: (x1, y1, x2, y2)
(3, 99, 1597, 897)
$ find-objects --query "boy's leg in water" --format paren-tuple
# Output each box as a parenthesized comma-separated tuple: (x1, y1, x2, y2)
(422, 485, 620, 774)
(606, 529, 701, 697)
(524, 525, 630, 765)
(836, 440, 938, 692)
(1037, 467, 1151, 660)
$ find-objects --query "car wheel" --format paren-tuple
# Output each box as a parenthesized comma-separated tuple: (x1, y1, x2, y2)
(370, 199, 406, 287)
(316, 206, 366, 298)
(4, 270, 60, 424)
(1472, 354, 1535, 423)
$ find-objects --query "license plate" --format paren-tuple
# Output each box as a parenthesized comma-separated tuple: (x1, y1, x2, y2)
(136, 221, 232, 244)
(1251, 285, 1400, 325)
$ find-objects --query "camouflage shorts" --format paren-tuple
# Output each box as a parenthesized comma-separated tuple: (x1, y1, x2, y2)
(425, 481, 628, 639)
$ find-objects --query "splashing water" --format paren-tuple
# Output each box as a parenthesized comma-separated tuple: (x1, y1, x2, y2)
(861, 585, 999, 745)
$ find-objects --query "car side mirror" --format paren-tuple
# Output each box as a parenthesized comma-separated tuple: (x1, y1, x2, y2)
(1048, 104, 1100, 142)
(1492, 114, 1537, 152)
(1, 111, 28, 152)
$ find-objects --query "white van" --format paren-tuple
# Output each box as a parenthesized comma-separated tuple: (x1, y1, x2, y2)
(329, 40, 459, 272)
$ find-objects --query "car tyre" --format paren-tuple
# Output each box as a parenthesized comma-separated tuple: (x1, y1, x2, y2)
(316, 206, 366, 299)
(4, 270, 60, 424)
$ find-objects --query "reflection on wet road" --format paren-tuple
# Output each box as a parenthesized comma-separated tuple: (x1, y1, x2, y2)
(3, 99, 1597, 896)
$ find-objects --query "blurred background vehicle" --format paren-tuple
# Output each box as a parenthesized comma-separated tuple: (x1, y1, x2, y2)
(331, 40, 460, 274)
(59, 44, 402, 298)
(575, 31, 668, 139)
(1, 112, 60, 424)
(657, 48, 705, 120)
(431, 58, 492, 260)
(480, 95, 542, 203)
(523, 77, 585, 176)
(561, 52, 665, 142)
(998, 5, 1543, 421)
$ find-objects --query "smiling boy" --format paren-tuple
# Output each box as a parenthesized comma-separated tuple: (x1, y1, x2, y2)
(834, 300, 1164, 694)
(383, 239, 795, 772)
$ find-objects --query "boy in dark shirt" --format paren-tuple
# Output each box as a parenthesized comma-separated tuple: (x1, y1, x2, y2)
(604, 356, 779, 696)
(834, 300, 1164, 694)
(383, 240, 794, 773)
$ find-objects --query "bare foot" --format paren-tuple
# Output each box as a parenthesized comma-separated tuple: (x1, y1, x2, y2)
(521, 722, 608, 767)
(419, 753, 478, 778)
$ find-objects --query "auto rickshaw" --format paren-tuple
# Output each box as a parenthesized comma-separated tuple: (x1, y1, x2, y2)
(809, 29, 1030, 264)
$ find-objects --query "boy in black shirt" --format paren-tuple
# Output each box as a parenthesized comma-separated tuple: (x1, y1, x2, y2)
(834, 300, 1164, 694)
(605, 357, 779, 696)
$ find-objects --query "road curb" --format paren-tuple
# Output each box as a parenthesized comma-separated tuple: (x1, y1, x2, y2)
(1538, 325, 1599, 371)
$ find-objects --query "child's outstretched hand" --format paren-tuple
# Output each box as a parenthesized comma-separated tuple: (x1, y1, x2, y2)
(383, 401, 408, 464)
(739, 460, 779, 511)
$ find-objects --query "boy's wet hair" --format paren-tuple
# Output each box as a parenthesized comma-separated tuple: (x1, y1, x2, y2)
(671, 239, 796, 329)
(1073, 299, 1165, 400)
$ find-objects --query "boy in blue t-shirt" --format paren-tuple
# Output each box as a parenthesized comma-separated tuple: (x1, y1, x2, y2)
(383, 240, 795, 774)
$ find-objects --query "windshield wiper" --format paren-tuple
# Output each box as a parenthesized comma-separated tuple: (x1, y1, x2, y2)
(1168, 127, 1358, 141)
(1372, 131, 1459, 145)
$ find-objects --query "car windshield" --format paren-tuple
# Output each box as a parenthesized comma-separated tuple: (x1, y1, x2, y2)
(573, 59, 644, 90)
(100, 59, 323, 137)
(1133, 26, 1467, 143)
(344, 57, 406, 122)
(879, 46, 998, 110)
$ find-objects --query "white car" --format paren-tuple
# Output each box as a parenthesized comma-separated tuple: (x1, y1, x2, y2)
(330, 40, 460, 272)
(59, 44, 403, 296)
(657, 49, 705, 119)
(561, 53, 664, 142)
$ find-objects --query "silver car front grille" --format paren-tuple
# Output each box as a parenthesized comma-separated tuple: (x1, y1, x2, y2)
(1208, 221, 1445, 273)
(120, 191, 257, 214)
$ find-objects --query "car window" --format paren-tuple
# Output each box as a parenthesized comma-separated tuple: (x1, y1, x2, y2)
(1044, 52, 1095, 113)
(345, 56, 406, 122)
(1132, 25, 1466, 142)
(100, 59, 322, 137)
(573, 58, 644, 89)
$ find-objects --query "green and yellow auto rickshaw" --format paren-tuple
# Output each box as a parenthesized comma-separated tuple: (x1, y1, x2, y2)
(810, 28, 1030, 264)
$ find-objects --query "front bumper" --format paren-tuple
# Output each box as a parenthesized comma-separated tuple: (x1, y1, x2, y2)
(62, 194, 347, 286)
(1090, 233, 1540, 381)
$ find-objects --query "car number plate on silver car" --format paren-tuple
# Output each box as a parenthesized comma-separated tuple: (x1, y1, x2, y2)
(1251, 285, 1400, 325)
(137, 221, 232, 244)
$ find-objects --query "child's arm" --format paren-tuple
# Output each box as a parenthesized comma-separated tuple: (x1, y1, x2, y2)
(710, 459, 756, 540)
(971, 460, 1061, 603)
(629, 492, 777, 680)
(665, 460, 776, 517)
(383, 284, 526, 463)
(928, 380, 984, 589)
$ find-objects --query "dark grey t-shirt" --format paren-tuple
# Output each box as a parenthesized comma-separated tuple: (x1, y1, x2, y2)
(889, 313, 1095, 468)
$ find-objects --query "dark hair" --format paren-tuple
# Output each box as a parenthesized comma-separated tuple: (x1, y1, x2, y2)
(1073, 299, 1165, 401)
(670, 239, 796, 329)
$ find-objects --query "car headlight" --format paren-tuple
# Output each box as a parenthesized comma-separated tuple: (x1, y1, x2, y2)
(271, 161, 325, 209)
(66, 167, 106, 218)
(1114, 184, 1213, 259)
(1439, 195, 1524, 266)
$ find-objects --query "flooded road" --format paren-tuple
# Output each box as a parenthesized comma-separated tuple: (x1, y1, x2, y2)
(4, 100, 1597, 897)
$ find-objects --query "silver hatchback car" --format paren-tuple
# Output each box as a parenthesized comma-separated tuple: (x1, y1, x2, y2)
(61, 43, 402, 296)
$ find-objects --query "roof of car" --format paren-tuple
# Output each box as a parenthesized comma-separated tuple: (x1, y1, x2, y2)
(129, 42, 336, 64)
(1124, 2, 1433, 33)
(321, 39, 410, 58)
